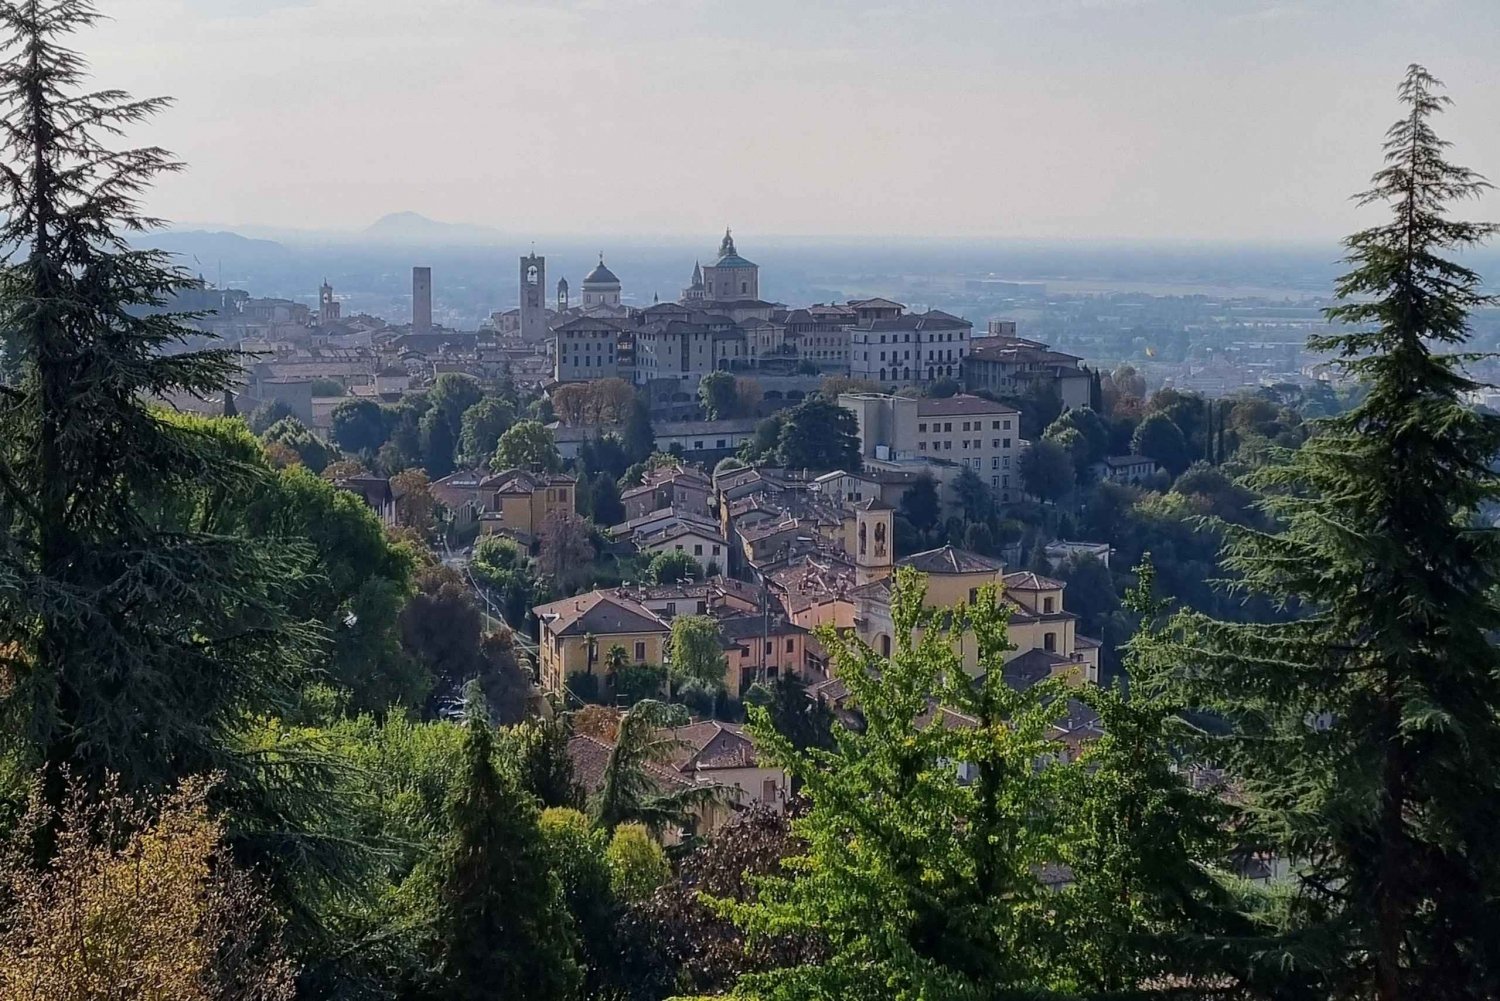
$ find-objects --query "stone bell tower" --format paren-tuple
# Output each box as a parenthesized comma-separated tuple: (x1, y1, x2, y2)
(854, 497, 894, 587)
(519, 253, 547, 343)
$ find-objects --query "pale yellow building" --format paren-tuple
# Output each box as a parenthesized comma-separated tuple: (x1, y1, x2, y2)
(850, 545, 1100, 684)
(478, 468, 577, 544)
(533, 591, 671, 695)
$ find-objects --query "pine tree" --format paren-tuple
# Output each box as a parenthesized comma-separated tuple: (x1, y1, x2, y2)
(1149, 66, 1500, 1000)
(433, 685, 580, 1000)
(0, 0, 327, 874)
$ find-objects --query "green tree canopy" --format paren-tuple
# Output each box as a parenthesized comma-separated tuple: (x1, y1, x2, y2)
(493, 419, 561, 472)
(458, 397, 515, 467)
(0, 3, 333, 912)
(1018, 438, 1074, 503)
(667, 615, 727, 690)
(1147, 66, 1500, 1001)
(1130, 412, 1191, 475)
(433, 688, 580, 1000)
(774, 398, 861, 472)
(898, 473, 941, 532)
(648, 549, 701, 585)
(721, 569, 1241, 998)
(591, 700, 720, 835)
(261, 416, 335, 474)
(428, 372, 484, 427)
(330, 398, 389, 455)
(1046, 406, 1110, 465)
(698, 370, 738, 420)
(248, 399, 296, 435)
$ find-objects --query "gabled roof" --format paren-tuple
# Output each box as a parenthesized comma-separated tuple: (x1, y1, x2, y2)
(489, 468, 577, 494)
(899, 545, 1004, 575)
(568, 733, 691, 794)
(664, 721, 761, 770)
(552, 315, 622, 333)
(849, 297, 906, 310)
(1003, 571, 1066, 591)
(534, 591, 669, 638)
(637, 519, 728, 548)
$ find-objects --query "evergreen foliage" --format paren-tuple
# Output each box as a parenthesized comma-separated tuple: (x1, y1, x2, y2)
(1146, 66, 1500, 1000)
(432, 686, 580, 1000)
(592, 700, 721, 835)
(0, 0, 339, 912)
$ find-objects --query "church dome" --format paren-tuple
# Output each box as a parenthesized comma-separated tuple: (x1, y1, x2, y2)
(713, 228, 757, 269)
(582, 257, 620, 286)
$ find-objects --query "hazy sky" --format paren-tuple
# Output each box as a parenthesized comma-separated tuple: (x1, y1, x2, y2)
(87, 0, 1500, 241)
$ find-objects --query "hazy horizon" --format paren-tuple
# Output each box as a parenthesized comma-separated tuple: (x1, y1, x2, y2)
(90, 0, 1500, 243)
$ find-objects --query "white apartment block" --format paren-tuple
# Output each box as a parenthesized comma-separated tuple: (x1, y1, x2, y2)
(839, 392, 1023, 503)
(849, 308, 974, 389)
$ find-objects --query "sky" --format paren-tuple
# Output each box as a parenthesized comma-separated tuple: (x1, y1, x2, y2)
(85, 0, 1500, 242)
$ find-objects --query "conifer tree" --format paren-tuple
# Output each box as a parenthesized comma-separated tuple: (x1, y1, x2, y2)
(433, 685, 580, 1000)
(0, 0, 326, 867)
(1149, 65, 1500, 1000)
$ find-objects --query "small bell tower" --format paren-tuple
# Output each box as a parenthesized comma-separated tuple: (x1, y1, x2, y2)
(854, 497, 894, 586)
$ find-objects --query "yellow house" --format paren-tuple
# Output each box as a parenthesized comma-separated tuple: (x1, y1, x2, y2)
(533, 591, 670, 695)
(479, 468, 577, 544)
(851, 545, 1100, 684)
(715, 610, 815, 694)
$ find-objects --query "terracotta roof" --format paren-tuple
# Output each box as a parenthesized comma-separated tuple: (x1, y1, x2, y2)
(1002, 571, 1066, 591)
(567, 733, 692, 794)
(489, 468, 577, 494)
(533, 591, 669, 638)
(664, 721, 760, 770)
(1001, 649, 1072, 690)
(899, 545, 1004, 575)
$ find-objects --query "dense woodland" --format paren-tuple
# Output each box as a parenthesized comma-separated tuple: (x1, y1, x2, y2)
(0, 5, 1496, 1000)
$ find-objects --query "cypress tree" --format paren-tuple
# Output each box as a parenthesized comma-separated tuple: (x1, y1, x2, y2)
(433, 685, 580, 1000)
(1150, 65, 1500, 999)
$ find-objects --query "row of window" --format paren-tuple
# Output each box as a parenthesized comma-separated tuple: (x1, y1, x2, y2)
(670, 542, 723, 557)
(870, 348, 962, 362)
(920, 419, 1014, 432)
(859, 331, 968, 344)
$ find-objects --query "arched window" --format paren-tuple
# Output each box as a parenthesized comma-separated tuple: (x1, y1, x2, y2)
(880, 635, 892, 657)
(859, 521, 868, 555)
(874, 521, 887, 556)
(526, 265, 538, 284)
(880, 368, 887, 381)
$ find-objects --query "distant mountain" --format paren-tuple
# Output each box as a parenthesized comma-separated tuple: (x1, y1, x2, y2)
(362, 211, 506, 245)
(137, 229, 293, 279)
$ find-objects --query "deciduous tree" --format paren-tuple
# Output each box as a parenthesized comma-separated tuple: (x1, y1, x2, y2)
(493, 419, 562, 472)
